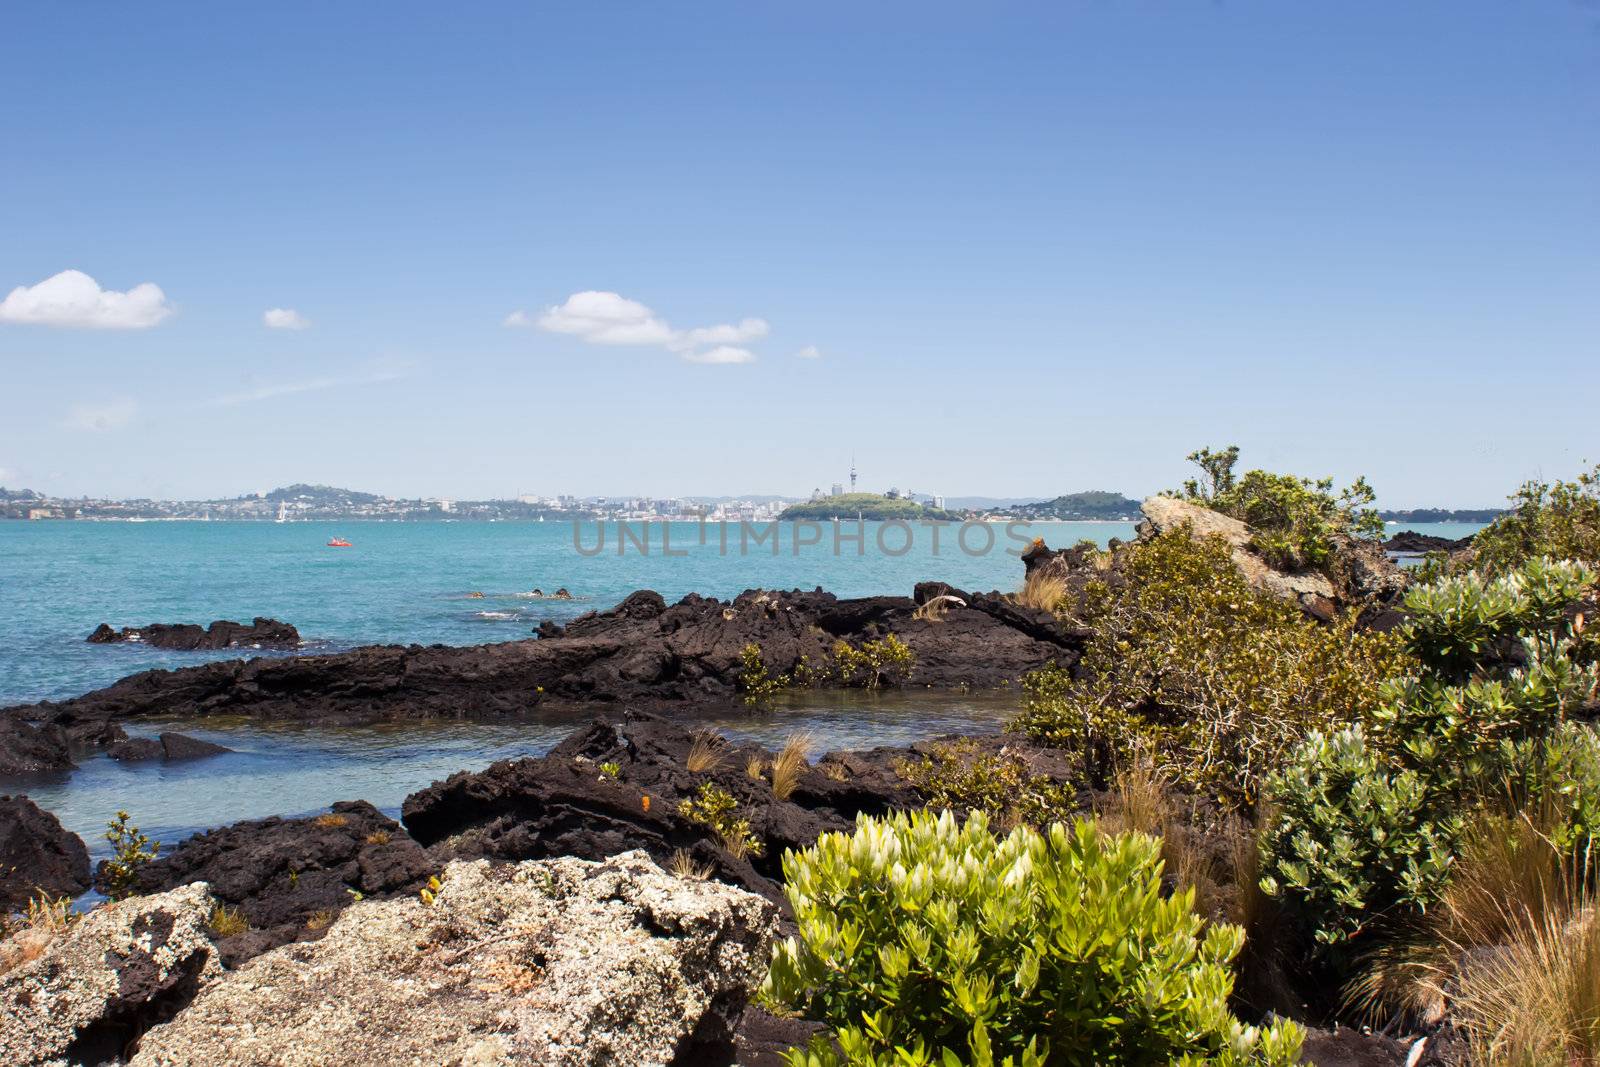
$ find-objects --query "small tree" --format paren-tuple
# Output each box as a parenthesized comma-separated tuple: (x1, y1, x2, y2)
(102, 811, 159, 901)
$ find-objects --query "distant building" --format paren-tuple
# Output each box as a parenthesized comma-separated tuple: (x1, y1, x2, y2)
(830, 483, 843, 497)
(933, 495, 945, 509)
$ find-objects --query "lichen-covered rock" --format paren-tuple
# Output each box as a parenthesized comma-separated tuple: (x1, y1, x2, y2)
(1139, 495, 1343, 613)
(0, 883, 219, 1067)
(130, 852, 778, 1067)
(0, 795, 90, 911)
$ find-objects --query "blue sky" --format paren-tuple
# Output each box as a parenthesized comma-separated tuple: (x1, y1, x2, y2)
(1, 2, 1595, 506)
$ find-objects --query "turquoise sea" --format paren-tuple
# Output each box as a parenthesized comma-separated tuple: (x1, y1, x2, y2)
(0, 518, 1481, 867)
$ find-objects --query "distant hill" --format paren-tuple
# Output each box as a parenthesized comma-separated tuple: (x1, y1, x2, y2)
(1379, 508, 1504, 524)
(0, 487, 41, 501)
(939, 496, 1043, 510)
(250, 484, 388, 506)
(1005, 491, 1143, 521)
(779, 493, 960, 522)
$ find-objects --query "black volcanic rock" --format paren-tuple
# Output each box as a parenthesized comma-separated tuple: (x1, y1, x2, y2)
(14, 586, 1084, 731)
(107, 732, 231, 762)
(401, 712, 925, 907)
(0, 715, 74, 775)
(87, 617, 301, 651)
(114, 800, 431, 967)
(0, 795, 91, 909)
(106, 737, 164, 761)
(157, 732, 231, 759)
(1383, 530, 1474, 554)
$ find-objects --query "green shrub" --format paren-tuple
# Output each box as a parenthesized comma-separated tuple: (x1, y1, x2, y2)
(101, 810, 159, 901)
(1468, 463, 1600, 576)
(834, 633, 915, 689)
(1261, 557, 1600, 964)
(1011, 531, 1411, 807)
(764, 810, 1303, 1067)
(896, 738, 1072, 828)
(1178, 445, 1383, 573)
(677, 782, 764, 858)
(1258, 726, 1457, 956)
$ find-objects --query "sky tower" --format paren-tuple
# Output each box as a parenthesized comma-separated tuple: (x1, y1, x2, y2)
(850, 455, 857, 492)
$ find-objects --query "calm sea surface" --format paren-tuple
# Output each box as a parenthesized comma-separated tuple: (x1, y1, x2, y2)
(0, 518, 1481, 863)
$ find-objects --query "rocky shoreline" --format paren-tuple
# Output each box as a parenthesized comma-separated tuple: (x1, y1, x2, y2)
(0, 502, 1465, 1066)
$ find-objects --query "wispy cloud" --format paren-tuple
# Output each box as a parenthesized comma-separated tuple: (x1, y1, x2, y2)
(64, 398, 138, 432)
(0, 270, 172, 330)
(263, 307, 311, 330)
(508, 290, 767, 365)
(204, 362, 414, 407)
(682, 345, 756, 364)
(795, 344, 822, 359)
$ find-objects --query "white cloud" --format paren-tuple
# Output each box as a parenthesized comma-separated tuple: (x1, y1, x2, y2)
(0, 270, 172, 329)
(668, 318, 770, 352)
(64, 398, 137, 432)
(263, 307, 310, 330)
(527, 290, 675, 346)
(0, 465, 14, 484)
(796, 344, 822, 359)
(203, 362, 414, 407)
(682, 345, 756, 365)
(508, 290, 767, 364)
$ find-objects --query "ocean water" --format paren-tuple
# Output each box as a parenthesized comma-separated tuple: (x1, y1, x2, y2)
(0, 518, 1481, 864)
(0, 518, 1133, 707)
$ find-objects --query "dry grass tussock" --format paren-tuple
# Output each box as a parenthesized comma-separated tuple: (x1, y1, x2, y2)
(912, 594, 963, 623)
(208, 903, 250, 937)
(312, 813, 348, 828)
(1012, 570, 1067, 613)
(687, 730, 730, 773)
(0, 895, 77, 975)
(1347, 803, 1600, 1061)
(1098, 756, 1272, 931)
(667, 848, 714, 881)
(771, 731, 815, 801)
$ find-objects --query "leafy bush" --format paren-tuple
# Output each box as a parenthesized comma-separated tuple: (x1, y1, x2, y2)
(764, 810, 1303, 1067)
(1258, 726, 1457, 956)
(102, 810, 159, 901)
(1178, 445, 1384, 572)
(896, 738, 1072, 828)
(1468, 462, 1600, 575)
(677, 782, 764, 858)
(1261, 558, 1600, 966)
(833, 634, 915, 689)
(1011, 531, 1410, 806)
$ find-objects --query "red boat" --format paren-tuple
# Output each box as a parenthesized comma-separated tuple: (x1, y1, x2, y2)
(327, 537, 353, 548)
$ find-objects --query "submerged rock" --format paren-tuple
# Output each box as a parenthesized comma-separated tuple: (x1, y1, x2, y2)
(0, 883, 219, 1067)
(0, 795, 90, 910)
(87, 617, 300, 651)
(107, 733, 231, 763)
(113, 799, 432, 967)
(129, 852, 778, 1067)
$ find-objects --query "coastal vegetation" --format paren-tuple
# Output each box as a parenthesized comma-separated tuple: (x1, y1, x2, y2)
(764, 810, 1304, 1067)
(1177, 444, 1384, 573)
(1011, 529, 1410, 806)
(1451, 461, 1600, 576)
(101, 811, 159, 901)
